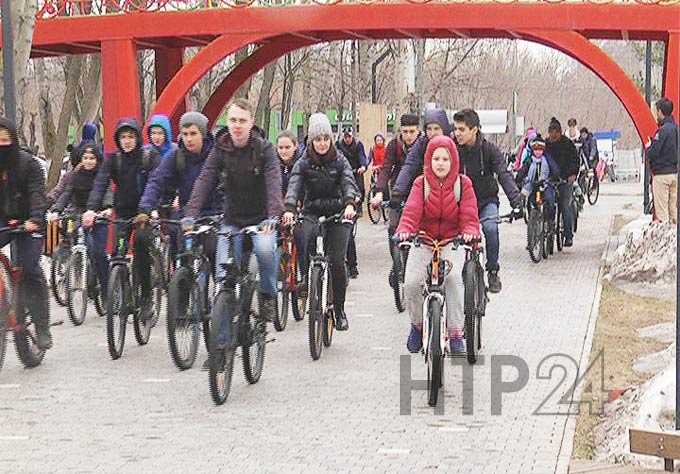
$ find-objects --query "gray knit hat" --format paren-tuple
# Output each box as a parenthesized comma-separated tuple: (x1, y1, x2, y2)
(307, 113, 332, 142)
(180, 111, 209, 136)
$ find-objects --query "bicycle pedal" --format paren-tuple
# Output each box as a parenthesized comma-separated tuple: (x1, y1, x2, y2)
(265, 337, 276, 344)
(50, 320, 65, 326)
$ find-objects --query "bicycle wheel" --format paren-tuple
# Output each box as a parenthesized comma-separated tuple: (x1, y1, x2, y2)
(106, 265, 128, 360)
(308, 265, 323, 360)
(322, 271, 334, 347)
(556, 207, 564, 252)
(392, 247, 408, 313)
(149, 251, 164, 328)
(0, 262, 10, 371)
(463, 260, 478, 365)
(50, 247, 68, 306)
(572, 201, 579, 234)
(427, 299, 443, 407)
(66, 249, 88, 326)
(274, 255, 290, 332)
(242, 288, 266, 384)
(208, 291, 235, 405)
(167, 267, 200, 370)
(527, 209, 543, 264)
(14, 297, 46, 369)
(587, 176, 600, 205)
(87, 266, 105, 317)
(366, 187, 381, 224)
(291, 260, 305, 322)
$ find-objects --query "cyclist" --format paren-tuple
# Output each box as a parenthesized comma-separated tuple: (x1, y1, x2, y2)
(520, 136, 556, 224)
(83, 118, 160, 318)
(277, 130, 301, 196)
(545, 117, 579, 247)
(395, 136, 480, 354)
(281, 113, 359, 331)
(369, 113, 421, 285)
(566, 118, 580, 143)
(0, 117, 51, 349)
(452, 109, 522, 293)
(147, 114, 178, 210)
(183, 99, 283, 349)
(137, 112, 217, 259)
(336, 127, 367, 279)
(51, 141, 103, 214)
(368, 133, 386, 170)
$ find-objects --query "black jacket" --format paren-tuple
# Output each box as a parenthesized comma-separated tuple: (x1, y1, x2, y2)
(546, 135, 579, 179)
(284, 146, 359, 217)
(53, 140, 104, 213)
(87, 118, 160, 218)
(648, 116, 679, 175)
(0, 117, 48, 225)
(457, 134, 521, 209)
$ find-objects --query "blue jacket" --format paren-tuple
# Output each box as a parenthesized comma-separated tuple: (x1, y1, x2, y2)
(647, 116, 679, 175)
(147, 114, 177, 161)
(139, 133, 216, 214)
(522, 155, 551, 195)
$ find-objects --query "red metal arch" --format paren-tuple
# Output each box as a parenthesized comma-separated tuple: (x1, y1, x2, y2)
(201, 36, 318, 125)
(156, 30, 656, 142)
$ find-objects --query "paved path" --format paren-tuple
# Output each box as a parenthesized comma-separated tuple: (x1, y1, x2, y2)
(0, 184, 640, 473)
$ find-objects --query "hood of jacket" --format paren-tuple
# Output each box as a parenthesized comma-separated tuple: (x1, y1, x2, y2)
(424, 109, 452, 137)
(424, 135, 460, 190)
(0, 116, 21, 163)
(72, 139, 104, 167)
(148, 114, 174, 156)
(114, 117, 142, 154)
(81, 122, 98, 142)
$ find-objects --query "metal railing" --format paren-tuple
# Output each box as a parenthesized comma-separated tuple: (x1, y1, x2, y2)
(32, 0, 680, 19)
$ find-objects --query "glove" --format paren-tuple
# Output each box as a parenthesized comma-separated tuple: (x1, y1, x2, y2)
(180, 217, 195, 232)
(134, 213, 149, 225)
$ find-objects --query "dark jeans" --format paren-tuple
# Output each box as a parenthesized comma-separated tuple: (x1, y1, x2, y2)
(479, 202, 500, 272)
(387, 207, 401, 270)
(354, 171, 365, 213)
(301, 217, 352, 309)
(89, 221, 152, 298)
(557, 182, 574, 241)
(0, 220, 49, 328)
(346, 230, 358, 270)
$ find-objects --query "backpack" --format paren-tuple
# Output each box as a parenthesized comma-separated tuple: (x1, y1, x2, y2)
(113, 148, 153, 176)
(423, 175, 463, 204)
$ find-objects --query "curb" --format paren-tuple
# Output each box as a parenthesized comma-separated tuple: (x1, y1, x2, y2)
(555, 214, 615, 474)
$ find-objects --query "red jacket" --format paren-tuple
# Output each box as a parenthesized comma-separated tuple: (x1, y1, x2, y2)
(396, 135, 480, 240)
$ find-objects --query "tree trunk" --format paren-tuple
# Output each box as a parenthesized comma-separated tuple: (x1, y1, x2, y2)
(10, 1, 38, 144)
(280, 54, 294, 130)
(255, 61, 277, 137)
(234, 46, 253, 99)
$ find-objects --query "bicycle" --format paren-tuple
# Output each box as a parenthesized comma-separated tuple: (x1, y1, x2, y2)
(105, 218, 164, 360)
(48, 217, 72, 307)
(276, 219, 305, 331)
(166, 216, 218, 370)
(62, 214, 106, 326)
(385, 202, 408, 313)
(0, 224, 63, 373)
(525, 180, 554, 263)
(577, 151, 601, 206)
(366, 168, 388, 224)
(208, 225, 268, 405)
(397, 233, 468, 407)
(306, 212, 353, 361)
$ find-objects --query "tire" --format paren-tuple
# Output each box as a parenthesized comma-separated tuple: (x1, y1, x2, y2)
(572, 201, 579, 234)
(392, 248, 408, 313)
(527, 209, 543, 264)
(427, 299, 443, 407)
(545, 221, 554, 257)
(50, 248, 68, 307)
(106, 265, 128, 360)
(0, 262, 10, 372)
(149, 251, 164, 329)
(556, 207, 564, 252)
(66, 250, 88, 326)
(167, 267, 200, 370)
(208, 290, 235, 405)
(274, 256, 289, 332)
(587, 176, 600, 205)
(475, 261, 487, 319)
(463, 260, 479, 365)
(291, 262, 305, 322)
(242, 287, 266, 384)
(14, 287, 46, 369)
(366, 187, 381, 224)
(308, 265, 323, 361)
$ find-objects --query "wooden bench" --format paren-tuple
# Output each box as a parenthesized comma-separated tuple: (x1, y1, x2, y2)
(629, 428, 680, 471)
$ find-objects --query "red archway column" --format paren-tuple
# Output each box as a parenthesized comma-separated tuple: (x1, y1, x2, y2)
(155, 47, 186, 129)
(151, 33, 264, 123)
(662, 32, 680, 123)
(202, 37, 317, 126)
(101, 38, 142, 152)
(517, 30, 657, 143)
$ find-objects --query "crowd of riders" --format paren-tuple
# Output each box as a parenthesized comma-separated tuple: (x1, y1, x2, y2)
(1, 97, 610, 359)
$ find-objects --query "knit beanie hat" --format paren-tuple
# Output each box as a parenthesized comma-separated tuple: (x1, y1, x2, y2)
(307, 113, 333, 142)
(180, 111, 209, 137)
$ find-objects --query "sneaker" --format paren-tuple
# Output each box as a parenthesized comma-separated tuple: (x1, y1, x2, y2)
(406, 324, 422, 353)
(36, 327, 53, 351)
(348, 266, 359, 279)
(335, 308, 349, 331)
(564, 238, 573, 247)
(258, 295, 276, 322)
(487, 271, 502, 294)
(450, 335, 465, 354)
